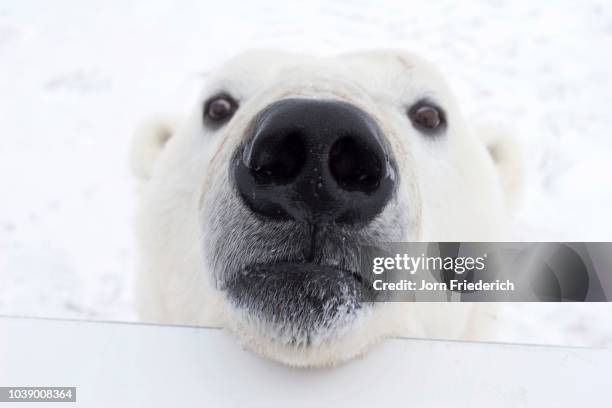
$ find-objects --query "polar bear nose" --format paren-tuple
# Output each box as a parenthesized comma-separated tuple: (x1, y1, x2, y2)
(233, 98, 396, 224)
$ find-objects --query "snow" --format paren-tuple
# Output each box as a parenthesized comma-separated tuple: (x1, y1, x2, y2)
(1, 0, 611, 347)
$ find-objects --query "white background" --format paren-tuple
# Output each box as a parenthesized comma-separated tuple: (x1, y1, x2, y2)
(3, 317, 611, 408)
(1, 0, 611, 347)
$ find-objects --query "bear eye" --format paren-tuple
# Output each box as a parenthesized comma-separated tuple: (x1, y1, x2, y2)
(204, 94, 238, 124)
(408, 101, 446, 134)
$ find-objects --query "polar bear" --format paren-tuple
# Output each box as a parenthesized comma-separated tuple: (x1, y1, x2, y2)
(130, 50, 522, 367)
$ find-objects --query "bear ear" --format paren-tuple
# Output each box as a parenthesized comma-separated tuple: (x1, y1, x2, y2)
(476, 122, 525, 211)
(130, 114, 181, 180)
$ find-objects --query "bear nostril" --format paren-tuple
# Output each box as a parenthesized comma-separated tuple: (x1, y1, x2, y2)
(329, 136, 383, 193)
(245, 132, 306, 185)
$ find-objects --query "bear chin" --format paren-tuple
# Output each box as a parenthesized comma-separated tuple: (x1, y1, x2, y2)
(223, 304, 383, 368)
(222, 262, 383, 366)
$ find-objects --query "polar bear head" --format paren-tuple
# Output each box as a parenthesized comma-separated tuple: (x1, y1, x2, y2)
(131, 50, 521, 367)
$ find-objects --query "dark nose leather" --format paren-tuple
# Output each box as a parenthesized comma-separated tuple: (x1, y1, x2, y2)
(233, 98, 396, 225)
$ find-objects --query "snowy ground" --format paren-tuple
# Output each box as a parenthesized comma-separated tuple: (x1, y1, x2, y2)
(1, 0, 611, 347)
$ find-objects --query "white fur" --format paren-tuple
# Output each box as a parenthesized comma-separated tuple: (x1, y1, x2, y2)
(131, 50, 522, 366)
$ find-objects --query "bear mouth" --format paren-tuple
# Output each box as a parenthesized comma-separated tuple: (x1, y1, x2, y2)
(224, 262, 374, 347)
